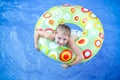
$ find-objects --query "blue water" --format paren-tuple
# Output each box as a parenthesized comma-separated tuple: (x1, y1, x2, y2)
(0, 0, 120, 80)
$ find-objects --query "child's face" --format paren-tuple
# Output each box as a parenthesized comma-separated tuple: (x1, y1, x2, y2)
(54, 30, 69, 46)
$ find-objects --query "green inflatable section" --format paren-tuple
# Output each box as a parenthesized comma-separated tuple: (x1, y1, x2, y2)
(35, 4, 104, 64)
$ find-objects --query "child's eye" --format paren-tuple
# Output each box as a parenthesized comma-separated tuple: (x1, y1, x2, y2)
(58, 37, 61, 40)
(63, 38, 66, 41)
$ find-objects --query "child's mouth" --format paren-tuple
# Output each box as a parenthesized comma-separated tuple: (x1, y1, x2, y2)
(56, 43, 63, 46)
(55, 41, 64, 46)
(58, 44, 63, 46)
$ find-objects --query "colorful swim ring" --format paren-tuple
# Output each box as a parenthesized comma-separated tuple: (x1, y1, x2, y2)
(35, 4, 104, 64)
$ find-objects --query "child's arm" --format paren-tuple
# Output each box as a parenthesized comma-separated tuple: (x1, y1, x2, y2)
(65, 38, 84, 67)
(34, 30, 53, 50)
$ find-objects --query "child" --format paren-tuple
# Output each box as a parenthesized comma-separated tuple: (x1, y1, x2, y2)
(34, 24, 84, 68)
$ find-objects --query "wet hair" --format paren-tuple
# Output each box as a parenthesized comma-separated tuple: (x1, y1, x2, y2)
(55, 24, 71, 37)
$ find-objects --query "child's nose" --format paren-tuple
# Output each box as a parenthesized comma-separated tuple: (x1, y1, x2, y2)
(59, 40, 63, 44)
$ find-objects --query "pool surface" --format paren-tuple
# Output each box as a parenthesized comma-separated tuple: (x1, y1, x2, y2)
(0, 0, 120, 80)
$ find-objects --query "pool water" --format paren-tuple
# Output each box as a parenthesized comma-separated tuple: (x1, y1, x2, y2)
(0, 0, 120, 80)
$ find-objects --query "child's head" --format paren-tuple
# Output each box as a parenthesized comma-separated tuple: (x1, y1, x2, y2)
(54, 24, 71, 46)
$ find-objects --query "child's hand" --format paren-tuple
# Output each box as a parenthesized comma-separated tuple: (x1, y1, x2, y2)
(61, 64, 71, 69)
(35, 44, 39, 51)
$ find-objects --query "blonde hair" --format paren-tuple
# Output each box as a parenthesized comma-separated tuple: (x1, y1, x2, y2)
(55, 24, 71, 37)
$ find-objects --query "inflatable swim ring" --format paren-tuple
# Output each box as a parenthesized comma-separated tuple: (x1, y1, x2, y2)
(35, 4, 104, 64)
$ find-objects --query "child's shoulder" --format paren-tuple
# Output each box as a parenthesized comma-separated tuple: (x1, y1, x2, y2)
(69, 36, 74, 41)
(67, 36, 74, 45)
(47, 32, 55, 41)
(51, 33, 55, 40)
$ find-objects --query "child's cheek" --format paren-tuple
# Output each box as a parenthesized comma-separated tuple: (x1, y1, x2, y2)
(64, 41, 67, 44)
